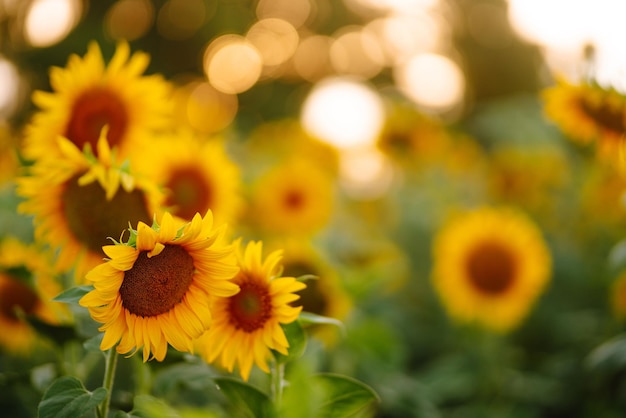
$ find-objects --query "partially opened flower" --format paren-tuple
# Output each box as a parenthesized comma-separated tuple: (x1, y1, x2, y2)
(79, 211, 240, 361)
(17, 132, 163, 280)
(23, 41, 171, 162)
(431, 207, 551, 333)
(196, 240, 306, 381)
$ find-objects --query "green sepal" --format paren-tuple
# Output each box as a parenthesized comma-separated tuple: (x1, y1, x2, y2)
(53, 285, 94, 304)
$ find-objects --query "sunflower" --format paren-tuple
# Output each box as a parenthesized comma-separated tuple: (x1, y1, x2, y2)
(133, 130, 243, 225)
(195, 240, 306, 381)
(431, 207, 551, 333)
(542, 76, 626, 158)
(17, 131, 163, 280)
(0, 237, 70, 354)
(79, 211, 240, 362)
(22, 41, 171, 162)
(275, 239, 351, 346)
(248, 158, 334, 237)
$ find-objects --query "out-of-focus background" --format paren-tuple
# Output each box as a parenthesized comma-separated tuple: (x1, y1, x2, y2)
(4, 1, 626, 417)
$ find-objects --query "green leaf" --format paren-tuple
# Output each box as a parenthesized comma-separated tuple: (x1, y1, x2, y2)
(214, 377, 276, 418)
(313, 373, 380, 418)
(53, 285, 94, 304)
(586, 333, 626, 373)
(125, 395, 181, 418)
(299, 312, 345, 330)
(83, 334, 105, 353)
(37, 376, 107, 418)
(273, 320, 307, 364)
(296, 274, 318, 283)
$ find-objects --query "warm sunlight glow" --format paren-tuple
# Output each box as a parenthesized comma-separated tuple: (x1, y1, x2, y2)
(105, 0, 154, 41)
(0, 57, 20, 117)
(246, 18, 299, 68)
(329, 26, 385, 79)
(301, 77, 384, 149)
(25, 0, 81, 47)
(204, 35, 263, 94)
(394, 53, 464, 112)
(339, 146, 394, 200)
(256, 0, 311, 28)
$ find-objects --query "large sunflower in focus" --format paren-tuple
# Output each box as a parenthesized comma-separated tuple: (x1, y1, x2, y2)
(249, 158, 334, 236)
(0, 237, 70, 354)
(543, 77, 626, 158)
(79, 211, 240, 362)
(196, 240, 305, 381)
(134, 130, 243, 225)
(431, 207, 551, 333)
(17, 132, 163, 280)
(23, 41, 171, 161)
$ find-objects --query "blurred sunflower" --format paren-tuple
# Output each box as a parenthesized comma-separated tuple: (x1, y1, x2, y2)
(0, 122, 20, 185)
(134, 130, 243, 225)
(17, 132, 163, 280)
(249, 158, 334, 237)
(486, 144, 570, 215)
(274, 239, 351, 346)
(22, 41, 171, 162)
(79, 211, 240, 362)
(610, 272, 626, 321)
(0, 237, 70, 354)
(431, 207, 552, 333)
(543, 76, 626, 158)
(376, 101, 452, 167)
(244, 119, 339, 176)
(196, 240, 305, 381)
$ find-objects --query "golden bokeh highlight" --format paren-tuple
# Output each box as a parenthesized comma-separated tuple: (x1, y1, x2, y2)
(255, 0, 312, 28)
(105, 0, 154, 41)
(157, 0, 206, 40)
(173, 80, 238, 134)
(203, 35, 263, 94)
(24, 0, 82, 47)
(329, 26, 385, 79)
(293, 35, 334, 82)
(246, 18, 299, 73)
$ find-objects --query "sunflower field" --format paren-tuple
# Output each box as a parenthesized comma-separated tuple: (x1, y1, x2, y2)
(2, 1, 626, 417)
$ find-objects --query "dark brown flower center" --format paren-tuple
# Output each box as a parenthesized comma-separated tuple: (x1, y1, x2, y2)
(120, 245, 195, 317)
(465, 240, 516, 295)
(580, 97, 625, 136)
(166, 167, 212, 221)
(284, 190, 304, 211)
(227, 280, 272, 332)
(61, 174, 152, 255)
(66, 88, 129, 152)
(0, 273, 39, 322)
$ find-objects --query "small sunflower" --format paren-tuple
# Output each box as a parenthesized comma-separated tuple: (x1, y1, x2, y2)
(249, 158, 334, 236)
(17, 131, 163, 280)
(542, 76, 626, 157)
(196, 240, 306, 381)
(134, 130, 243, 225)
(79, 211, 240, 362)
(276, 239, 351, 346)
(23, 41, 171, 162)
(0, 237, 70, 354)
(431, 207, 551, 333)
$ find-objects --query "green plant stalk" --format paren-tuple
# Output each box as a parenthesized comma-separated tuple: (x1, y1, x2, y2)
(271, 361, 285, 407)
(98, 348, 119, 418)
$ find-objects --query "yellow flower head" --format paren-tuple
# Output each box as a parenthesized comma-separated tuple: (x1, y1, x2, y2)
(543, 76, 626, 158)
(79, 211, 240, 362)
(249, 158, 334, 236)
(133, 130, 243, 225)
(0, 237, 70, 354)
(17, 131, 164, 280)
(431, 207, 552, 333)
(196, 240, 306, 381)
(23, 41, 171, 162)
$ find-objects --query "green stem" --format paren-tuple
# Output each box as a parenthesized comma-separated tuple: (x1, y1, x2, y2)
(271, 361, 285, 407)
(98, 348, 119, 418)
